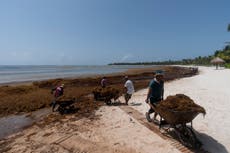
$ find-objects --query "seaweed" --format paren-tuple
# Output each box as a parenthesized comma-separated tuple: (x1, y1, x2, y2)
(158, 94, 206, 115)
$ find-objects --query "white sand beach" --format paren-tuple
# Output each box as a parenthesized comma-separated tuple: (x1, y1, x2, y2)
(167, 66, 230, 153)
(2, 66, 230, 153)
(130, 66, 230, 153)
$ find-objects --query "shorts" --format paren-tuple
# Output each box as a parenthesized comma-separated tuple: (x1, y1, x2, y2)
(150, 97, 161, 104)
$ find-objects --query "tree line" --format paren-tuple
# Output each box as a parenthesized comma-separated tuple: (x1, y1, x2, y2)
(109, 47, 229, 66)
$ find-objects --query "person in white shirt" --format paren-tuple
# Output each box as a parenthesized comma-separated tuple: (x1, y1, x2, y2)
(124, 76, 135, 105)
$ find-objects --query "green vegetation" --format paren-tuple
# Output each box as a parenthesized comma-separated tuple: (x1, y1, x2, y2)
(225, 63, 230, 68)
(214, 45, 230, 63)
(109, 46, 230, 67)
(109, 55, 213, 66)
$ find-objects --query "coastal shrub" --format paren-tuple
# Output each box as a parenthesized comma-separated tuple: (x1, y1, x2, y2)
(224, 63, 230, 68)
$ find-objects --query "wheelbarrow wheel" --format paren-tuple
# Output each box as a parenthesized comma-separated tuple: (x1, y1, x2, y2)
(175, 125, 201, 149)
(57, 106, 65, 115)
(105, 100, 112, 105)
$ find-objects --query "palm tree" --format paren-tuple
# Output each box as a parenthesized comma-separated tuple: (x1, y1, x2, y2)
(227, 24, 230, 44)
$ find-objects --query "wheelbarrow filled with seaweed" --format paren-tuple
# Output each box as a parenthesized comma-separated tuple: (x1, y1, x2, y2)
(92, 87, 120, 105)
(153, 94, 206, 149)
(53, 96, 76, 114)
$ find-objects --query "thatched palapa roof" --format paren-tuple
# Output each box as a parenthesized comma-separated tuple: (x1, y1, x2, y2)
(211, 57, 225, 64)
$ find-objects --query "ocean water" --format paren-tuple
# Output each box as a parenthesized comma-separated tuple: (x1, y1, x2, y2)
(0, 65, 154, 84)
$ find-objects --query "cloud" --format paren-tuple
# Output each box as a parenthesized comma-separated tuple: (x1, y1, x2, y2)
(0, 51, 34, 64)
(120, 54, 134, 62)
(10, 51, 32, 58)
(54, 53, 76, 65)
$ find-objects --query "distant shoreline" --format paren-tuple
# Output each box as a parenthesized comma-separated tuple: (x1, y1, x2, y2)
(0, 66, 158, 86)
(0, 65, 158, 86)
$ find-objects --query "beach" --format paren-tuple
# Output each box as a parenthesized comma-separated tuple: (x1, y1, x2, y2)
(0, 66, 195, 117)
(1, 66, 229, 153)
(130, 66, 230, 152)
(166, 66, 230, 152)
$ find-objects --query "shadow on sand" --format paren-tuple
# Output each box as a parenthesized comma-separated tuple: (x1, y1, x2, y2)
(196, 131, 228, 153)
(162, 127, 228, 153)
(107, 101, 127, 106)
(129, 102, 142, 106)
(103, 99, 228, 152)
(214, 67, 225, 70)
(106, 101, 143, 107)
(103, 100, 228, 152)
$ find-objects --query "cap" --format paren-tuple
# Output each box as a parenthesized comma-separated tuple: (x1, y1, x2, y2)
(154, 70, 164, 76)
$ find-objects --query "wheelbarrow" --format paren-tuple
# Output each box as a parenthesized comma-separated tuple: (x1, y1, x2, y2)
(93, 87, 120, 105)
(52, 98, 76, 114)
(152, 103, 203, 149)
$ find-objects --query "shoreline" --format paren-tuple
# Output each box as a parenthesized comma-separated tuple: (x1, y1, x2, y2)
(0, 66, 198, 118)
(0, 66, 167, 87)
(0, 66, 200, 152)
(0, 65, 160, 86)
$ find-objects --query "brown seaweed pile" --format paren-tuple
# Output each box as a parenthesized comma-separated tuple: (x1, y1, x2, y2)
(0, 66, 198, 117)
(158, 94, 206, 115)
(92, 86, 120, 102)
(56, 95, 76, 102)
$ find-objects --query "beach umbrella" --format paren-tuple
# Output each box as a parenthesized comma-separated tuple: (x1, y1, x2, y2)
(211, 57, 225, 69)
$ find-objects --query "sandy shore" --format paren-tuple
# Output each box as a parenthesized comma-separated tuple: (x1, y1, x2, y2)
(1, 66, 229, 153)
(0, 105, 180, 153)
(130, 66, 230, 153)
(166, 66, 230, 153)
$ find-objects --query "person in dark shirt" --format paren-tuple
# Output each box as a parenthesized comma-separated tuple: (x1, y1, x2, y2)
(145, 71, 164, 122)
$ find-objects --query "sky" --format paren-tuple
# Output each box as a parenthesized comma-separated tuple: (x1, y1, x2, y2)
(0, 0, 229, 65)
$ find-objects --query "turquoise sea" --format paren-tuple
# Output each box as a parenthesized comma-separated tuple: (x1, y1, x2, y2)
(0, 65, 155, 84)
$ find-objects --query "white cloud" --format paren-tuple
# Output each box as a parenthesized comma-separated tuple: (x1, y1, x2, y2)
(0, 51, 34, 64)
(120, 54, 134, 62)
(54, 53, 76, 65)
